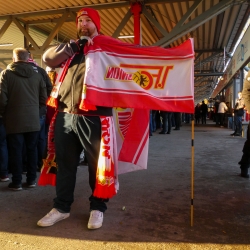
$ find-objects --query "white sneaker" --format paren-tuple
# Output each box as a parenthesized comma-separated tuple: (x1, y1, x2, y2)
(37, 208, 70, 227)
(87, 210, 103, 229)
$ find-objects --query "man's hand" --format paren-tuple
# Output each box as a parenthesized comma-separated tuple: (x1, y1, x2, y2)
(87, 37, 93, 46)
(79, 36, 93, 47)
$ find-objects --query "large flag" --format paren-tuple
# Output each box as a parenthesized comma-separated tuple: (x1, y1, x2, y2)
(39, 36, 195, 199)
(83, 36, 194, 113)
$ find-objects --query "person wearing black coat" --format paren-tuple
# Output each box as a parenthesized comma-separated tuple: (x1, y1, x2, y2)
(0, 48, 47, 190)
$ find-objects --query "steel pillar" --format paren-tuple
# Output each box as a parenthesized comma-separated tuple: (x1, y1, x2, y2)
(233, 78, 237, 130)
(131, 2, 142, 45)
(240, 68, 244, 92)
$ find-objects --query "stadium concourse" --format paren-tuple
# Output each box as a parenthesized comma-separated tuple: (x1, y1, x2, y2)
(1, 119, 250, 250)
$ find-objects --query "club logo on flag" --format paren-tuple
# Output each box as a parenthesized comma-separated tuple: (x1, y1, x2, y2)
(132, 71, 154, 90)
(114, 108, 133, 140)
(104, 64, 174, 90)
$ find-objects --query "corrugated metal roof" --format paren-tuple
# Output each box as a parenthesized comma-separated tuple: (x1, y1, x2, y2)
(0, 0, 249, 101)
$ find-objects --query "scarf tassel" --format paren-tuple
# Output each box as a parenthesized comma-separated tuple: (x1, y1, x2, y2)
(47, 97, 58, 108)
(38, 172, 56, 186)
(79, 99, 97, 111)
(93, 178, 116, 199)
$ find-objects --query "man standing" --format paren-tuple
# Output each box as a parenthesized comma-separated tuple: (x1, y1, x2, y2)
(238, 71, 250, 177)
(159, 111, 172, 134)
(231, 91, 245, 136)
(218, 99, 228, 127)
(200, 100, 208, 124)
(0, 48, 47, 190)
(37, 8, 115, 230)
(174, 112, 181, 130)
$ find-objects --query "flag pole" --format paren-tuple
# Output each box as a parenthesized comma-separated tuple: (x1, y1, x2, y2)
(191, 113, 194, 226)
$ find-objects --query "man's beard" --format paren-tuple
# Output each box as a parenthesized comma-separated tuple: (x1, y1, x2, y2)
(77, 29, 90, 39)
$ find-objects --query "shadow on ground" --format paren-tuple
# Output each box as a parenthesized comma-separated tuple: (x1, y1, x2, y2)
(0, 120, 250, 248)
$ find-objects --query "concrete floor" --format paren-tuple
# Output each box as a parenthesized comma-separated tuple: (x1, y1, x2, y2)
(1, 119, 250, 250)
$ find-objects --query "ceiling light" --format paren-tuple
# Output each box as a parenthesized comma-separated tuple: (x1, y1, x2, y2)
(118, 35, 134, 39)
(0, 43, 13, 46)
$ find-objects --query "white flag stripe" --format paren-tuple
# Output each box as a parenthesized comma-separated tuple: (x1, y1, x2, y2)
(132, 125, 149, 164)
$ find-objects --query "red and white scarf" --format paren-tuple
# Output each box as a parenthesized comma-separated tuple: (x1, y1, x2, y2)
(38, 113, 119, 199)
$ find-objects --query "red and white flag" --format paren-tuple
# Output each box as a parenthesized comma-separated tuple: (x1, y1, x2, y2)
(83, 36, 194, 113)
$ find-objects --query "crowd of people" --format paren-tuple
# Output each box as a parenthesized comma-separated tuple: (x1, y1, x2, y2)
(149, 111, 186, 136)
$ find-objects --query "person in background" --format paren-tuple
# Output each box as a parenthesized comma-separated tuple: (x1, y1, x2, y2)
(174, 112, 181, 130)
(214, 99, 220, 126)
(0, 114, 8, 182)
(159, 111, 172, 134)
(200, 101, 208, 124)
(0, 48, 47, 190)
(231, 92, 245, 136)
(238, 71, 250, 177)
(195, 103, 201, 125)
(218, 99, 228, 127)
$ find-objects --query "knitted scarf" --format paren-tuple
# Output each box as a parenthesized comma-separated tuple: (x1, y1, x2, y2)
(38, 52, 118, 199)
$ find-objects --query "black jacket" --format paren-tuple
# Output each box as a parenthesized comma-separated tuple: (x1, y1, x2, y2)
(0, 61, 47, 134)
(43, 40, 112, 116)
(29, 62, 53, 116)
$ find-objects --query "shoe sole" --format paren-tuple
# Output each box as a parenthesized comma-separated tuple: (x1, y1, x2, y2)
(0, 179, 10, 182)
(37, 214, 70, 227)
(8, 187, 22, 191)
(87, 223, 103, 229)
(26, 184, 36, 188)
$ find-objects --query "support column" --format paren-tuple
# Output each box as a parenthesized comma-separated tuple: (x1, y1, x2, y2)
(233, 78, 237, 131)
(240, 68, 244, 92)
(24, 24, 29, 49)
(131, 2, 142, 45)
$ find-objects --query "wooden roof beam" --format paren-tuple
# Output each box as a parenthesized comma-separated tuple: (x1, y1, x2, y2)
(12, 17, 41, 53)
(0, 17, 12, 40)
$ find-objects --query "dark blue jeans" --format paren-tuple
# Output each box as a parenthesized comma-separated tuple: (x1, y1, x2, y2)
(0, 118, 8, 177)
(37, 115, 46, 169)
(149, 113, 153, 135)
(8, 131, 39, 185)
(162, 111, 172, 133)
(152, 111, 156, 131)
(234, 116, 242, 134)
(53, 112, 108, 213)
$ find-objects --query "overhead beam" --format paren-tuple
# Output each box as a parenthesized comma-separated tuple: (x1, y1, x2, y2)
(25, 17, 73, 25)
(194, 52, 203, 63)
(12, 17, 41, 52)
(195, 72, 224, 77)
(0, 17, 12, 40)
(41, 11, 69, 51)
(141, 6, 168, 36)
(153, 0, 242, 47)
(112, 8, 132, 38)
(173, 0, 203, 30)
(194, 52, 222, 69)
(213, 12, 224, 48)
(195, 80, 214, 86)
(0, 0, 182, 20)
(68, 11, 77, 22)
(194, 70, 218, 72)
(195, 49, 224, 53)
